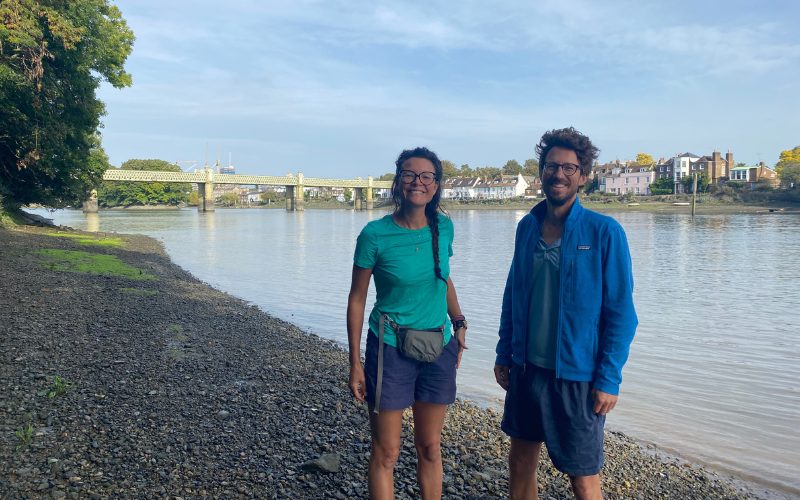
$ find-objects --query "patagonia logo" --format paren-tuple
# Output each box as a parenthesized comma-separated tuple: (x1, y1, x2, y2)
(577, 245, 591, 251)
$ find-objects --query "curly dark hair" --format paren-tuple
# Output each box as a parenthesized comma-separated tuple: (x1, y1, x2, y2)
(535, 127, 600, 176)
(391, 147, 448, 284)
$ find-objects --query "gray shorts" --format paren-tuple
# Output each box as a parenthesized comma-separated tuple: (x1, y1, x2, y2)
(364, 330, 458, 411)
(501, 363, 605, 476)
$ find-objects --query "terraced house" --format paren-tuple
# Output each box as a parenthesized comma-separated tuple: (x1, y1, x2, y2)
(655, 151, 734, 193)
(598, 165, 655, 195)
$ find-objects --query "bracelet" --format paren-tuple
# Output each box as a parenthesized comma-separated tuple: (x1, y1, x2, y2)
(450, 314, 465, 324)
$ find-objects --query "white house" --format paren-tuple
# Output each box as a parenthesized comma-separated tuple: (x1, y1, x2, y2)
(442, 177, 481, 199)
(671, 152, 701, 193)
(475, 173, 528, 199)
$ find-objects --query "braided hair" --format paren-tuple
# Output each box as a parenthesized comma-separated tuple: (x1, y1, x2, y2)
(391, 147, 448, 284)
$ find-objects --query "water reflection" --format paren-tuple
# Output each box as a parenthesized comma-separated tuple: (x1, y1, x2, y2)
(85, 213, 99, 233)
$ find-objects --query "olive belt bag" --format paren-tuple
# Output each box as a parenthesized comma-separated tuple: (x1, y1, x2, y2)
(374, 313, 445, 413)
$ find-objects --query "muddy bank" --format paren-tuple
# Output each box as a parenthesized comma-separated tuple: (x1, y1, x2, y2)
(0, 227, 771, 498)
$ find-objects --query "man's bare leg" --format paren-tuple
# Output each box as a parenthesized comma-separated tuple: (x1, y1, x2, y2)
(570, 474, 602, 500)
(509, 438, 542, 500)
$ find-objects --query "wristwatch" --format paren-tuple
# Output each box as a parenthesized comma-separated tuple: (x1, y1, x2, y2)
(451, 315, 468, 330)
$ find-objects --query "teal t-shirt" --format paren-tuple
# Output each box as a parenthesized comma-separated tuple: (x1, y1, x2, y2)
(526, 237, 560, 369)
(354, 213, 454, 347)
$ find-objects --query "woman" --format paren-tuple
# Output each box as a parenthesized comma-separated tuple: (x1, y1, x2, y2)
(347, 147, 468, 499)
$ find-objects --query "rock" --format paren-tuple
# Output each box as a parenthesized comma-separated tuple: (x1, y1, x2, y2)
(301, 453, 341, 473)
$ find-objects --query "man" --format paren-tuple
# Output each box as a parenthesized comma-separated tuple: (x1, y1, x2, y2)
(494, 127, 638, 500)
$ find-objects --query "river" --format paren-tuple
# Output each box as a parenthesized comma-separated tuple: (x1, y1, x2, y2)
(30, 206, 800, 497)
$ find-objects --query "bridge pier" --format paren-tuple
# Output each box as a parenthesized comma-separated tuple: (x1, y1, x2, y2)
(354, 188, 363, 210)
(295, 173, 304, 211)
(82, 189, 99, 213)
(196, 167, 215, 212)
(285, 186, 294, 211)
(366, 176, 374, 210)
(284, 173, 305, 211)
(197, 182, 215, 212)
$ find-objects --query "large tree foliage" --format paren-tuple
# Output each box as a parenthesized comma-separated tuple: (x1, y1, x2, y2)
(0, 0, 134, 207)
(776, 146, 800, 177)
(523, 158, 539, 176)
(98, 160, 190, 207)
(635, 153, 655, 166)
(502, 159, 523, 175)
(441, 160, 458, 179)
(649, 176, 674, 195)
(475, 166, 501, 179)
(779, 161, 800, 188)
(682, 173, 710, 193)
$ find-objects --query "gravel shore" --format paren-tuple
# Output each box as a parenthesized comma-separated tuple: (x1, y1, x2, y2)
(0, 226, 770, 499)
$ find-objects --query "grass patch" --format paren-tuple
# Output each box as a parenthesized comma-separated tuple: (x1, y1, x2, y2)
(45, 231, 125, 248)
(120, 287, 159, 297)
(168, 324, 188, 342)
(165, 346, 187, 361)
(15, 423, 33, 451)
(37, 249, 157, 281)
(0, 202, 26, 228)
(41, 375, 72, 399)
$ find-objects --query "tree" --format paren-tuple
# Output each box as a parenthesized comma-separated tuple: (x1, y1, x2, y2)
(779, 161, 800, 188)
(377, 172, 395, 181)
(0, 0, 134, 208)
(441, 160, 458, 179)
(260, 190, 281, 204)
(523, 159, 539, 176)
(776, 146, 800, 177)
(475, 166, 501, 179)
(458, 164, 474, 177)
(218, 192, 239, 207)
(650, 176, 674, 195)
(635, 153, 655, 166)
(502, 159, 523, 175)
(682, 173, 710, 193)
(97, 159, 190, 207)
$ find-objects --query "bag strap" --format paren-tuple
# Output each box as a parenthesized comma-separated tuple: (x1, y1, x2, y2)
(374, 313, 389, 414)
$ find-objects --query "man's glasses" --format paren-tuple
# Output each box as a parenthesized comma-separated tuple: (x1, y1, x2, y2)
(399, 170, 438, 185)
(543, 162, 581, 176)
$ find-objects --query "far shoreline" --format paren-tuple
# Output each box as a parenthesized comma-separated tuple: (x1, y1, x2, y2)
(38, 198, 800, 216)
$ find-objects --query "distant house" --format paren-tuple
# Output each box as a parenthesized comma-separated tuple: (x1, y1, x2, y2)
(475, 173, 528, 199)
(522, 176, 542, 198)
(599, 167, 655, 195)
(728, 162, 779, 189)
(653, 151, 734, 193)
(655, 158, 675, 181)
(245, 190, 264, 204)
(690, 151, 733, 185)
(593, 160, 629, 180)
(442, 177, 481, 199)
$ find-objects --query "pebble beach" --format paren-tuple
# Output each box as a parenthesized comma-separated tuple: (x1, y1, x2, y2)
(0, 225, 773, 499)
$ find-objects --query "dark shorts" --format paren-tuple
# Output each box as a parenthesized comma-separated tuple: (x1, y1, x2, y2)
(501, 363, 605, 476)
(364, 330, 458, 411)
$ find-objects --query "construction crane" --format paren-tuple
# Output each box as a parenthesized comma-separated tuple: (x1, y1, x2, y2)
(174, 160, 199, 172)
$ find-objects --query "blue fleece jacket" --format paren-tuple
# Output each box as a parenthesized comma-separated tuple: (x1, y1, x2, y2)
(495, 198, 638, 395)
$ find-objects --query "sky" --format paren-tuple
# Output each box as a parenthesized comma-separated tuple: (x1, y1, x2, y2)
(97, 0, 800, 178)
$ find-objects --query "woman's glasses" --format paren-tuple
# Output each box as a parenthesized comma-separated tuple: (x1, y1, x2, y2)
(399, 170, 438, 185)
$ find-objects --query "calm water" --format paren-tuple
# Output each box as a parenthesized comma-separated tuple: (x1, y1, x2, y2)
(31, 207, 800, 496)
